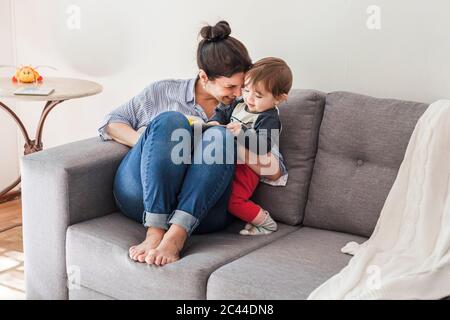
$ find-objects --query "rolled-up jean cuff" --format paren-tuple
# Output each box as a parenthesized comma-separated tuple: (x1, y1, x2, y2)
(168, 209, 199, 236)
(143, 212, 170, 230)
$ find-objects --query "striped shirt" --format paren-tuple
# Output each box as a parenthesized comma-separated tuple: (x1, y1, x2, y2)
(98, 78, 288, 186)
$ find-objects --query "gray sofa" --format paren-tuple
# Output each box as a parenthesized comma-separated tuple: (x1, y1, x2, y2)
(21, 90, 429, 300)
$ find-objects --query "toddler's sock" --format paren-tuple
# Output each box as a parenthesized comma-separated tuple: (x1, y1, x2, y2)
(240, 211, 278, 236)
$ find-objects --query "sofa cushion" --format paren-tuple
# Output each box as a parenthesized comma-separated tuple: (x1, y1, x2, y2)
(69, 286, 115, 300)
(303, 92, 428, 237)
(66, 212, 299, 300)
(207, 227, 367, 299)
(251, 89, 326, 225)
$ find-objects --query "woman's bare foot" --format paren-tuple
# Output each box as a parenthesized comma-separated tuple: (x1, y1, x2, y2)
(129, 227, 166, 263)
(145, 224, 188, 266)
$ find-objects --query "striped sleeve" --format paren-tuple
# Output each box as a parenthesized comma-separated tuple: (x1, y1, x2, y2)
(98, 83, 157, 141)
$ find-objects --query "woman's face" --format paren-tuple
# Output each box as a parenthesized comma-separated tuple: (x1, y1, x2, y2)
(203, 72, 245, 105)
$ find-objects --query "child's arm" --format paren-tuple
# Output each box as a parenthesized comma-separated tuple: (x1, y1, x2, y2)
(238, 114, 281, 156)
(207, 100, 241, 125)
(230, 113, 283, 180)
(236, 143, 282, 180)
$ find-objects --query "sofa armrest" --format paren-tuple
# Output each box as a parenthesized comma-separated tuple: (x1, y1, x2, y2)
(21, 137, 129, 299)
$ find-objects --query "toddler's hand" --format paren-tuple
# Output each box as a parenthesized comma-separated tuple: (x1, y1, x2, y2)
(226, 122, 242, 136)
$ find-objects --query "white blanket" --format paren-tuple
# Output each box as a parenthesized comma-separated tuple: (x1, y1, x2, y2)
(308, 100, 450, 300)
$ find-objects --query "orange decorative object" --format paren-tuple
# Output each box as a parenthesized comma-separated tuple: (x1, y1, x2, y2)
(12, 66, 43, 83)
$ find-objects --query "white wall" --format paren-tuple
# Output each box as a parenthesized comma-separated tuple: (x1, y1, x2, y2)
(0, 0, 19, 193)
(1, 0, 450, 177)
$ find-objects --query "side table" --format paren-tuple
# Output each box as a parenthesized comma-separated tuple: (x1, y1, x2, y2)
(0, 77, 102, 203)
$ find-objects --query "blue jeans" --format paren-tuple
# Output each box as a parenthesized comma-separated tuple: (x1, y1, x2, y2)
(113, 111, 237, 236)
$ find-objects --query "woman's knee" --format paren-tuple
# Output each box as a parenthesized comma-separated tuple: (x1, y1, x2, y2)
(152, 111, 190, 130)
(203, 126, 236, 162)
(204, 125, 230, 138)
(142, 111, 191, 148)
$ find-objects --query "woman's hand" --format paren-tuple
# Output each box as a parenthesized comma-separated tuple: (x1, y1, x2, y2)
(226, 122, 242, 136)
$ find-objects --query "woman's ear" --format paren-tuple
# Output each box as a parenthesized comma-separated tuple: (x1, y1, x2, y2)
(198, 70, 209, 86)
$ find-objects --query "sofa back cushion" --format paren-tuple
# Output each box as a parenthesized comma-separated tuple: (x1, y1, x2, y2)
(251, 89, 326, 225)
(303, 92, 428, 237)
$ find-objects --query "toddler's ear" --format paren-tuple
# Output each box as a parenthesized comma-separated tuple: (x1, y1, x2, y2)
(276, 93, 288, 105)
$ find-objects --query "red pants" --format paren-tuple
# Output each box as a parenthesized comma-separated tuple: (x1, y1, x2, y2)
(228, 164, 261, 223)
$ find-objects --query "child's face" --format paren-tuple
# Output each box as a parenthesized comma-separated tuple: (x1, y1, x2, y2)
(242, 78, 287, 113)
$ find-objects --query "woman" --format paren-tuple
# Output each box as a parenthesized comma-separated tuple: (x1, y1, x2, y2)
(98, 21, 282, 266)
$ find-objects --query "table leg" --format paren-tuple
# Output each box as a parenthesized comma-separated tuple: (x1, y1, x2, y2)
(0, 100, 64, 203)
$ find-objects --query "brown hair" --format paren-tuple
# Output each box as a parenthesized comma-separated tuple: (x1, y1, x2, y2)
(245, 57, 293, 97)
(197, 21, 252, 79)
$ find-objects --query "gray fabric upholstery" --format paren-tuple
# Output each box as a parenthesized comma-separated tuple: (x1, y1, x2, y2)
(251, 89, 326, 225)
(21, 89, 431, 300)
(69, 286, 115, 300)
(304, 92, 428, 237)
(66, 213, 299, 300)
(207, 227, 367, 299)
(21, 137, 129, 299)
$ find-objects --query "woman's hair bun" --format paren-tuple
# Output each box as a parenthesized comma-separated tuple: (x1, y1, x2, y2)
(200, 20, 231, 42)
